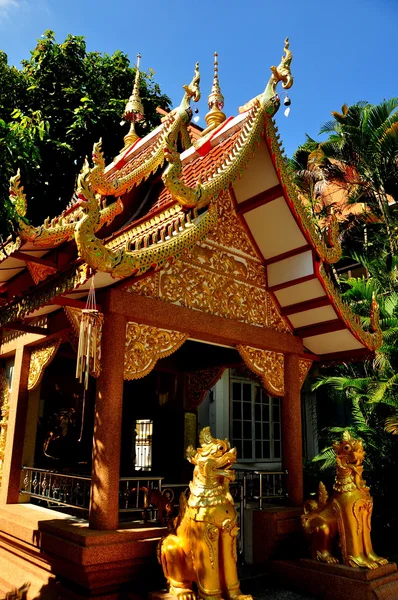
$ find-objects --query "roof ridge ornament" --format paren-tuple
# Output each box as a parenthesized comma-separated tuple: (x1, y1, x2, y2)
(122, 53, 145, 150)
(201, 52, 226, 137)
(239, 37, 293, 114)
(8, 163, 122, 249)
(181, 61, 201, 110)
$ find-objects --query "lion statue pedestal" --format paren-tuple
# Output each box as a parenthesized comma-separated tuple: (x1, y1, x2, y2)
(302, 430, 387, 569)
(159, 427, 253, 600)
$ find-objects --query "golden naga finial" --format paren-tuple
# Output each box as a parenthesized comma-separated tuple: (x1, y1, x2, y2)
(9, 169, 28, 217)
(201, 52, 226, 137)
(270, 37, 293, 91)
(239, 37, 293, 114)
(182, 61, 201, 106)
(122, 53, 145, 150)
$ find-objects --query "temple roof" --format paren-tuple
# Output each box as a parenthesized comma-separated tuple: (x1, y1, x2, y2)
(0, 41, 381, 361)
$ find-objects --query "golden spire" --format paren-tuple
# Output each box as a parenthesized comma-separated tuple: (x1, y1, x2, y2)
(122, 53, 145, 149)
(201, 52, 226, 137)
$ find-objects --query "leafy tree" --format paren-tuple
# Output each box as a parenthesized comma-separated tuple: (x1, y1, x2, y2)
(0, 31, 171, 238)
(293, 100, 398, 543)
(291, 100, 398, 256)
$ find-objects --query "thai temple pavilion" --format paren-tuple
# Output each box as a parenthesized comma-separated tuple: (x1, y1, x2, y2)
(0, 41, 382, 598)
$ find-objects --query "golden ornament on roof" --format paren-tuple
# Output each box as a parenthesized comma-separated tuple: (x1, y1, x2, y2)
(122, 53, 145, 149)
(202, 52, 226, 137)
(123, 53, 145, 122)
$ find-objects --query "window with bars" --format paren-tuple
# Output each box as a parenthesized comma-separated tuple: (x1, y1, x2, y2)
(135, 419, 153, 470)
(230, 376, 281, 462)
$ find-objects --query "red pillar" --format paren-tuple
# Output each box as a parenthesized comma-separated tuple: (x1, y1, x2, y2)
(282, 353, 303, 506)
(89, 312, 127, 530)
(0, 346, 31, 504)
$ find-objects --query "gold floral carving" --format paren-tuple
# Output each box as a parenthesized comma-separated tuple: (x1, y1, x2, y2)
(204, 192, 259, 259)
(26, 261, 57, 285)
(124, 322, 188, 380)
(237, 345, 284, 396)
(299, 358, 313, 389)
(186, 366, 225, 410)
(127, 192, 291, 334)
(64, 306, 103, 377)
(0, 368, 10, 481)
(28, 339, 62, 391)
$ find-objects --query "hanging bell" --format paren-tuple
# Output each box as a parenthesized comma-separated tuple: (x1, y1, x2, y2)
(284, 95, 291, 118)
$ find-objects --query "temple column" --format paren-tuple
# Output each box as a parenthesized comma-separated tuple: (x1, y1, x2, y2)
(89, 312, 127, 530)
(282, 353, 303, 506)
(0, 346, 31, 504)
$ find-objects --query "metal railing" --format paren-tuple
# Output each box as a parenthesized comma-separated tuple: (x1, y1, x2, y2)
(21, 467, 288, 525)
(21, 467, 164, 517)
(233, 468, 288, 509)
(21, 467, 91, 510)
(119, 475, 163, 515)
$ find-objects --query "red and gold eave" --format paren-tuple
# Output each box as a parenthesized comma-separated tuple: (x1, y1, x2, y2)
(0, 109, 381, 361)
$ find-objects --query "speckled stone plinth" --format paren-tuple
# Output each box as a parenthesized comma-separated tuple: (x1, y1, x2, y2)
(271, 558, 398, 600)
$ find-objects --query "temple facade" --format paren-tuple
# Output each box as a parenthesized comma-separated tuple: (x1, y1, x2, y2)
(0, 41, 382, 599)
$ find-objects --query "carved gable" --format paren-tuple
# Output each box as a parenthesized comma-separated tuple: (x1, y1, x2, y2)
(126, 191, 291, 334)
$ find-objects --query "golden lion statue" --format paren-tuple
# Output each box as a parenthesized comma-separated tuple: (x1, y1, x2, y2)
(302, 430, 388, 569)
(159, 427, 252, 600)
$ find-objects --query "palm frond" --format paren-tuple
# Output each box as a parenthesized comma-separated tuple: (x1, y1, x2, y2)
(312, 446, 336, 471)
(384, 415, 398, 435)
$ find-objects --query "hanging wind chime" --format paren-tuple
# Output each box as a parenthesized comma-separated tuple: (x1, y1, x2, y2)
(76, 278, 99, 390)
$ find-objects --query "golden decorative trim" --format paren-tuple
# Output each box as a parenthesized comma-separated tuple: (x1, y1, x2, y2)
(318, 264, 383, 351)
(26, 261, 57, 285)
(75, 161, 217, 278)
(124, 322, 188, 380)
(10, 169, 122, 248)
(28, 339, 61, 391)
(0, 238, 21, 263)
(186, 366, 225, 410)
(264, 118, 342, 264)
(299, 358, 313, 388)
(90, 62, 200, 197)
(0, 263, 90, 327)
(0, 368, 10, 481)
(161, 40, 293, 210)
(64, 306, 103, 378)
(128, 193, 291, 334)
(237, 345, 284, 396)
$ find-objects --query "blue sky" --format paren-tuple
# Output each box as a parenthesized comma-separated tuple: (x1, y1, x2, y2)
(0, 0, 397, 156)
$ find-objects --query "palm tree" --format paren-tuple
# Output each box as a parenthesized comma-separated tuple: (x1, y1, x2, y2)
(291, 99, 398, 255)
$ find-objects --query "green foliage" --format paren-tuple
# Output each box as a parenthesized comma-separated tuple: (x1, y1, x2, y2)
(291, 99, 398, 257)
(0, 31, 171, 238)
(294, 99, 398, 542)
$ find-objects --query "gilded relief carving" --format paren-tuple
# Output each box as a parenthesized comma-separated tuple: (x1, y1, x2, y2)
(0, 368, 10, 481)
(26, 261, 57, 285)
(186, 366, 225, 410)
(237, 345, 284, 396)
(127, 191, 291, 335)
(124, 322, 188, 380)
(299, 358, 313, 389)
(28, 339, 62, 391)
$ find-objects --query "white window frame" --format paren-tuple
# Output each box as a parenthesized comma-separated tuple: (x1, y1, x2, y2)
(230, 372, 281, 463)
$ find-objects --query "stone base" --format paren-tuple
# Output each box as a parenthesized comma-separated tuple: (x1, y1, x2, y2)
(271, 558, 398, 600)
(249, 506, 303, 563)
(0, 503, 166, 599)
